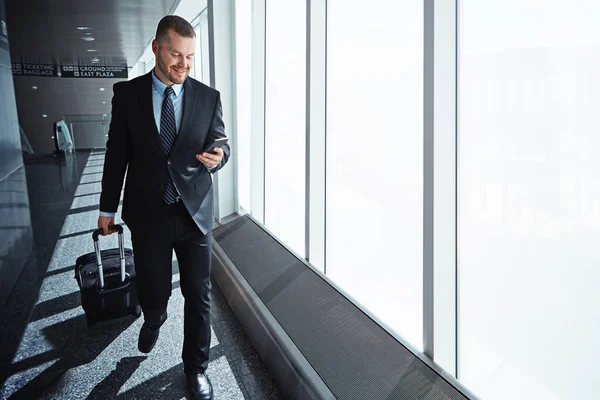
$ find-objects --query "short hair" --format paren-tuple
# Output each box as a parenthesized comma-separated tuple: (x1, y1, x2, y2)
(156, 15, 195, 44)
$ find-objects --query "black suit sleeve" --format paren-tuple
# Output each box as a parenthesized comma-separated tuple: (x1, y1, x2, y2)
(99, 82, 128, 213)
(207, 92, 230, 174)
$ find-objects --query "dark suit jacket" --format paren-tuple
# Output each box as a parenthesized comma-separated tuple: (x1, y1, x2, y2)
(99, 72, 231, 235)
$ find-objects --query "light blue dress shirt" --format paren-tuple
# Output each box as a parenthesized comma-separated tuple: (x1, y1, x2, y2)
(100, 69, 209, 218)
(151, 69, 184, 133)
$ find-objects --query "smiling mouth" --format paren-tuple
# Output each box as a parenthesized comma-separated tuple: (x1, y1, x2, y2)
(173, 68, 186, 74)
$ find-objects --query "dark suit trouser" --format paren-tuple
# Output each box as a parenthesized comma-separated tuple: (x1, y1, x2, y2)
(130, 201, 212, 374)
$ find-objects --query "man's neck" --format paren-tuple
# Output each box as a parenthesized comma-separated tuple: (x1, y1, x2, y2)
(153, 67, 174, 86)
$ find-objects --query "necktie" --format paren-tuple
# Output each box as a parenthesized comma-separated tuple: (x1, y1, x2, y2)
(160, 86, 178, 204)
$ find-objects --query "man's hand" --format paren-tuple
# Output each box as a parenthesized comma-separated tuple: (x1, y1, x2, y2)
(98, 216, 116, 236)
(196, 147, 224, 169)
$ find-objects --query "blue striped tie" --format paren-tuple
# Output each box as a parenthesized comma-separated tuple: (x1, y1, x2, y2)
(160, 86, 178, 204)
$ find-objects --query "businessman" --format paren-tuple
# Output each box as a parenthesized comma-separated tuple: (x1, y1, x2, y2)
(97, 15, 230, 400)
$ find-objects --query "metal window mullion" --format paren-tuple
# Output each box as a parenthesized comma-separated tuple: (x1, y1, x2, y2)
(306, 0, 311, 261)
(250, 0, 266, 223)
(208, 0, 237, 221)
(423, 0, 435, 362)
(424, 0, 459, 377)
(231, 2, 240, 214)
(307, 0, 326, 271)
(455, 0, 461, 379)
(207, 0, 220, 221)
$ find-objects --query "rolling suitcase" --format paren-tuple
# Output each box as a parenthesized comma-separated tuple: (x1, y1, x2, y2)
(74, 224, 141, 326)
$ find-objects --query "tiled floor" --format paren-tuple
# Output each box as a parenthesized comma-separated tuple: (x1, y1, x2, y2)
(0, 150, 280, 400)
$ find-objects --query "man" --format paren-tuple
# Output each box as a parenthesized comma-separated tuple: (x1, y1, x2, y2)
(97, 15, 230, 400)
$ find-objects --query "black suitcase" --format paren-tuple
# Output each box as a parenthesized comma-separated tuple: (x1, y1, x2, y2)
(74, 224, 141, 326)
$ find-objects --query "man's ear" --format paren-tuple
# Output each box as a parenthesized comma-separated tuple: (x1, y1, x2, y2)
(151, 39, 158, 56)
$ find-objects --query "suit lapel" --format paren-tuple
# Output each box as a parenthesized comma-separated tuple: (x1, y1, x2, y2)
(137, 72, 165, 156)
(169, 77, 197, 156)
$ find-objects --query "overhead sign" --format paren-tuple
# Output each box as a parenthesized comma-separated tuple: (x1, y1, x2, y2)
(10, 62, 128, 79)
(0, 0, 8, 51)
(12, 62, 58, 77)
(60, 65, 128, 79)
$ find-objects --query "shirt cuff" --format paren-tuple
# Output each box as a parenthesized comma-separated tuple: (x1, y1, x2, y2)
(99, 211, 116, 217)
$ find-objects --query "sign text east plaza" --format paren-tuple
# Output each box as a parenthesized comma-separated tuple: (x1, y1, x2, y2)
(60, 65, 128, 78)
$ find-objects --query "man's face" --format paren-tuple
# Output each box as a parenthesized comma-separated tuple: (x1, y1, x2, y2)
(153, 29, 195, 85)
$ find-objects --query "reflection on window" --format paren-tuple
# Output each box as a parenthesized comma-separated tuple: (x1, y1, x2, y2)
(189, 25, 200, 80)
(145, 58, 155, 74)
(264, 0, 306, 257)
(459, 1, 600, 398)
(198, 11, 210, 84)
(235, 0, 252, 213)
(326, 0, 423, 349)
(191, 11, 210, 83)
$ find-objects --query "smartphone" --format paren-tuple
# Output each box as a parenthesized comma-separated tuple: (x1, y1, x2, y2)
(203, 137, 228, 154)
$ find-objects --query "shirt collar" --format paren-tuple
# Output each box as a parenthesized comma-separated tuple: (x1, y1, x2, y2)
(152, 68, 183, 97)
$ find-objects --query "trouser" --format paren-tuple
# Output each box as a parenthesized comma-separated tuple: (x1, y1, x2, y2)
(130, 200, 212, 374)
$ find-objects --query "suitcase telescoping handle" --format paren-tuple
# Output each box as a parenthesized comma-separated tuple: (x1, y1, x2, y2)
(92, 224, 126, 288)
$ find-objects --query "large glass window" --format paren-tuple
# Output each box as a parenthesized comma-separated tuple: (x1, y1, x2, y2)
(144, 58, 155, 74)
(264, 0, 306, 256)
(189, 25, 201, 81)
(235, 0, 251, 214)
(459, 1, 600, 398)
(198, 11, 211, 84)
(189, 11, 210, 83)
(326, 0, 424, 349)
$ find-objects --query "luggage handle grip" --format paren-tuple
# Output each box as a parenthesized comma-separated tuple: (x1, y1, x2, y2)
(92, 224, 123, 242)
(92, 224, 126, 288)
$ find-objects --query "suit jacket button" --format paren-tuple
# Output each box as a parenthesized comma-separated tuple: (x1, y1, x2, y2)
(168, 160, 172, 165)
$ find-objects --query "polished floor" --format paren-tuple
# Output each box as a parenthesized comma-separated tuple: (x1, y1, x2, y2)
(0, 150, 280, 400)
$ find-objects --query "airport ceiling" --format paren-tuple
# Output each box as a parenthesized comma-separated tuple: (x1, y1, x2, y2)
(5, 0, 178, 67)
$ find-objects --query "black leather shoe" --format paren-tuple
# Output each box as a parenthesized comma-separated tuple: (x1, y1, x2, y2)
(137, 311, 167, 353)
(183, 372, 213, 400)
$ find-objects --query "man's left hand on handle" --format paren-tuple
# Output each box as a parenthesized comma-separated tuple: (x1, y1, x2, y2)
(196, 147, 223, 169)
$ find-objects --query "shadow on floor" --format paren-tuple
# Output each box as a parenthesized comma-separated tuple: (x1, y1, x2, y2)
(6, 313, 140, 400)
